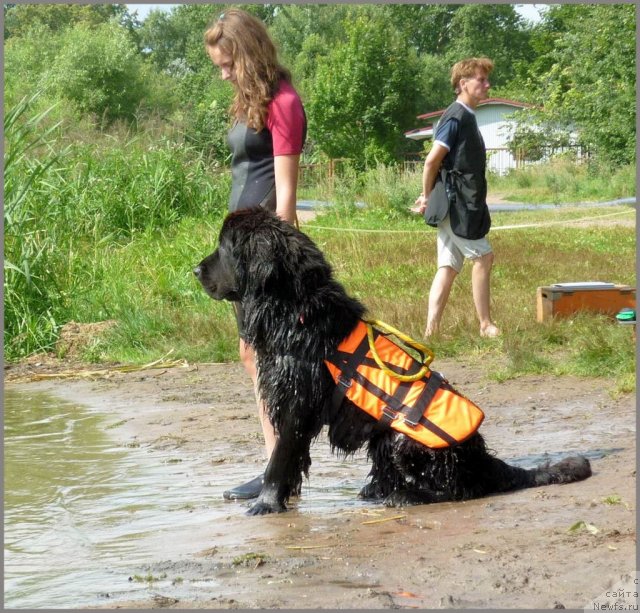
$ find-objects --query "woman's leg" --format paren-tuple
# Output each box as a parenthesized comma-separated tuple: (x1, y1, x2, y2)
(239, 339, 277, 457)
(223, 339, 277, 500)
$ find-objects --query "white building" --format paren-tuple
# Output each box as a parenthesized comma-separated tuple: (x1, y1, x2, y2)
(404, 98, 533, 174)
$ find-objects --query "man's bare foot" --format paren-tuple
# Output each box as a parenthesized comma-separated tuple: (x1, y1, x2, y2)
(424, 326, 438, 338)
(480, 323, 501, 338)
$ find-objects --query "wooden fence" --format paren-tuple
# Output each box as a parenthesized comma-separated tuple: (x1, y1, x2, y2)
(298, 158, 350, 189)
(297, 146, 589, 186)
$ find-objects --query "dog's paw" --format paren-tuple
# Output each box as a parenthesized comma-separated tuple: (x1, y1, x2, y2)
(358, 481, 384, 500)
(246, 500, 287, 516)
(554, 455, 592, 480)
(383, 490, 416, 507)
(537, 455, 592, 485)
(383, 489, 446, 507)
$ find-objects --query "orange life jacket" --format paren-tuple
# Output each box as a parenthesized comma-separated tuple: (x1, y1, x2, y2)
(324, 320, 484, 449)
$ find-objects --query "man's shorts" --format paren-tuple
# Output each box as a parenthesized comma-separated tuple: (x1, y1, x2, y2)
(437, 215, 493, 273)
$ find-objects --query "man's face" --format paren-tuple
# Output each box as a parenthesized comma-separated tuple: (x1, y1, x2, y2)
(460, 71, 491, 102)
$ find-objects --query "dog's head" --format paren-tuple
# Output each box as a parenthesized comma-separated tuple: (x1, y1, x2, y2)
(193, 233, 241, 301)
(194, 208, 331, 303)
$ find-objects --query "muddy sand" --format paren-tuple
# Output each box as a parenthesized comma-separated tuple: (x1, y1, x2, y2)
(5, 356, 636, 609)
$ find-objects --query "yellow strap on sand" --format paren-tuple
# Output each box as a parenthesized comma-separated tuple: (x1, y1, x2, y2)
(364, 319, 434, 382)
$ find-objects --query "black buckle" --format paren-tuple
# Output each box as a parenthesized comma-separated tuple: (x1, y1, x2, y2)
(337, 375, 352, 389)
(403, 414, 420, 428)
(381, 406, 396, 426)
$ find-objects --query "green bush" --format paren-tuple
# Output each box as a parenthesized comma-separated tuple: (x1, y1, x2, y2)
(43, 22, 151, 122)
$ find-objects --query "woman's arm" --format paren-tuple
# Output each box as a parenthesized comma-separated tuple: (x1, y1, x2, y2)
(274, 154, 300, 224)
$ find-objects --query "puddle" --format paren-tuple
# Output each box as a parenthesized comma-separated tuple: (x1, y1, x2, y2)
(4, 389, 370, 609)
(507, 447, 624, 469)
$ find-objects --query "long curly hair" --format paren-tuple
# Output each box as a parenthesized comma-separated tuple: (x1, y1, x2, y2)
(204, 8, 291, 132)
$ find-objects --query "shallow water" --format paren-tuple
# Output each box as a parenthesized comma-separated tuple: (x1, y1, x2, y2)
(4, 389, 371, 609)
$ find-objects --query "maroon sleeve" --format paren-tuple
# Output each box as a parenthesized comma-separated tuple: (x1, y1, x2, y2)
(267, 82, 306, 156)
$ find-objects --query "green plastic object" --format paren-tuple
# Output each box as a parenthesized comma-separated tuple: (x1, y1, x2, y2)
(616, 308, 636, 322)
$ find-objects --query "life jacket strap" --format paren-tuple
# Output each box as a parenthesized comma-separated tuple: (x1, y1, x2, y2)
(417, 414, 459, 446)
(332, 351, 424, 378)
(329, 331, 373, 410)
(380, 406, 396, 427)
(402, 370, 443, 426)
(351, 369, 458, 446)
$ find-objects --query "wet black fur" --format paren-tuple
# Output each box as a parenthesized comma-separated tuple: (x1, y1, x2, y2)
(194, 208, 592, 515)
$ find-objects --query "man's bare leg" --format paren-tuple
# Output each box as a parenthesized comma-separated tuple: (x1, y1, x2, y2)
(471, 252, 500, 337)
(424, 266, 458, 337)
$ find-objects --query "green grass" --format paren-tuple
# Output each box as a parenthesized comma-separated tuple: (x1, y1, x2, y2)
(487, 158, 635, 204)
(3, 101, 636, 395)
(3, 96, 229, 359)
(76, 200, 634, 390)
(299, 198, 635, 394)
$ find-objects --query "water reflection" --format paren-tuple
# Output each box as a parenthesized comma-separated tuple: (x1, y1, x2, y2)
(4, 389, 219, 608)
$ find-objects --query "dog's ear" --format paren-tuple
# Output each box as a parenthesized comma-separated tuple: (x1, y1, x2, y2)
(225, 209, 331, 299)
(244, 224, 297, 296)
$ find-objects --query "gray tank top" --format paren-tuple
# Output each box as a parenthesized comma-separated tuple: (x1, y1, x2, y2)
(227, 121, 277, 212)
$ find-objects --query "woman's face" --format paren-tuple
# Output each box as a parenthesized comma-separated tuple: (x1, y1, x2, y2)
(208, 45, 236, 83)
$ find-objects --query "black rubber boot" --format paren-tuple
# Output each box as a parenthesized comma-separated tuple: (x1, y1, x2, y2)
(223, 474, 264, 501)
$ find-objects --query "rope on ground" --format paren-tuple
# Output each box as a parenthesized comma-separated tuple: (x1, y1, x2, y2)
(301, 208, 635, 234)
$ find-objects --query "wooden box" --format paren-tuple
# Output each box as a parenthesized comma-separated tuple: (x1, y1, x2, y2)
(536, 283, 636, 323)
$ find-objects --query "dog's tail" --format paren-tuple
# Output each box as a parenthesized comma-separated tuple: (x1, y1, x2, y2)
(527, 455, 592, 487)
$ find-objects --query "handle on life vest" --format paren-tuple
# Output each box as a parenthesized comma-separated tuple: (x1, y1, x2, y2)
(364, 319, 434, 382)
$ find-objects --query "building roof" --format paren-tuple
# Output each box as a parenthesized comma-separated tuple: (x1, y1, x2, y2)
(416, 97, 532, 120)
(405, 127, 434, 141)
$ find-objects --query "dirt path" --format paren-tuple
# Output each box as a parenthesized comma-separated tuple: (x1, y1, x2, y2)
(297, 197, 636, 227)
(5, 356, 636, 610)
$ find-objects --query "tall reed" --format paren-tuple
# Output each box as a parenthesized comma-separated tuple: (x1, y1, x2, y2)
(4, 93, 68, 357)
(4, 96, 229, 359)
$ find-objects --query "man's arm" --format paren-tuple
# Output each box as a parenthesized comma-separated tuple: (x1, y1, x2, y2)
(413, 143, 449, 214)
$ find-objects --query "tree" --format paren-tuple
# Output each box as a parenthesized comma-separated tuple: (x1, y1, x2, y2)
(138, 6, 197, 71)
(4, 3, 132, 39)
(523, 4, 636, 165)
(444, 4, 533, 87)
(268, 4, 350, 81)
(44, 22, 153, 122)
(381, 4, 459, 56)
(307, 7, 424, 165)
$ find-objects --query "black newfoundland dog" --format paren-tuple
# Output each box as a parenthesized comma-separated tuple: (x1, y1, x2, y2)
(194, 208, 591, 516)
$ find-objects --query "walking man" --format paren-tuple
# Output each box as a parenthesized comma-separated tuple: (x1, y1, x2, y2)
(413, 57, 500, 338)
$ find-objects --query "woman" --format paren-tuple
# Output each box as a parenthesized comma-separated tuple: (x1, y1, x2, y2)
(204, 8, 307, 501)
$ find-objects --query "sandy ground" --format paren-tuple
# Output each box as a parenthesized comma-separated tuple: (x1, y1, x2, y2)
(5, 353, 636, 610)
